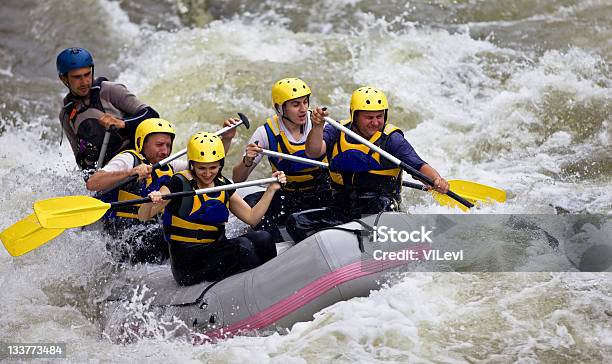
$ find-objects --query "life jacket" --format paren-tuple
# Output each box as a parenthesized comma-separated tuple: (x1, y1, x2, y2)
(263, 115, 329, 192)
(103, 150, 175, 219)
(327, 120, 403, 198)
(61, 77, 129, 169)
(162, 171, 234, 245)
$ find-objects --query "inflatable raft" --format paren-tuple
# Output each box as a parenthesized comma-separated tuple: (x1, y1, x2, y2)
(102, 212, 431, 341)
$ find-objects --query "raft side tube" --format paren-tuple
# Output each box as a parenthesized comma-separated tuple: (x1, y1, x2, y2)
(104, 212, 416, 337)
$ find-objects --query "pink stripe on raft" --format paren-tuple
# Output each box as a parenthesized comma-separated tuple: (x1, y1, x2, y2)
(203, 244, 430, 339)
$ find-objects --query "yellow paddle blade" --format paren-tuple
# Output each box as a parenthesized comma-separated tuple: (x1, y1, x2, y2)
(432, 180, 507, 212)
(34, 195, 111, 229)
(0, 214, 65, 256)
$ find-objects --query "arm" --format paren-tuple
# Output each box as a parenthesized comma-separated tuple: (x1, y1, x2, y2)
(85, 155, 152, 191)
(121, 106, 159, 133)
(99, 82, 159, 131)
(220, 117, 240, 154)
(98, 106, 159, 131)
(231, 127, 267, 182)
(138, 186, 171, 221)
(232, 143, 261, 182)
(389, 133, 450, 194)
(418, 164, 449, 193)
(229, 171, 286, 227)
(305, 107, 327, 158)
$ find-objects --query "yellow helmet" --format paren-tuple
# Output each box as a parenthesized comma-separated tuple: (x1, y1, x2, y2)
(135, 118, 176, 152)
(350, 86, 388, 122)
(187, 132, 225, 163)
(271, 78, 311, 108)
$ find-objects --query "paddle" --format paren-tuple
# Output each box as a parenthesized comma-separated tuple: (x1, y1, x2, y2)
(259, 148, 506, 209)
(35, 177, 279, 229)
(260, 148, 329, 168)
(430, 180, 506, 211)
(95, 113, 250, 197)
(96, 126, 114, 170)
(0, 215, 64, 257)
(323, 117, 474, 209)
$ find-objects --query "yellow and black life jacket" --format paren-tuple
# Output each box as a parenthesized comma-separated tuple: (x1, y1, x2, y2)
(162, 171, 234, 245)
(263, 115, 329, 192)
(104, 149, 175, 219)
(328, 120, 403, 197)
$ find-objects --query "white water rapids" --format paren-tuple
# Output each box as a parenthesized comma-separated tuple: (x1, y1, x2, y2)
(0, 0, 610, 362)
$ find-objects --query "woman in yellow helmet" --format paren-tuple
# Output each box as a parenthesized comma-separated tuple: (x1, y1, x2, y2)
(232, 78, 331, 243)
(138, 132, 286, 286)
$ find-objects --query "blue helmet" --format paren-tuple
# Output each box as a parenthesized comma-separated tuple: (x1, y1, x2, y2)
(56, 47, 94, 76)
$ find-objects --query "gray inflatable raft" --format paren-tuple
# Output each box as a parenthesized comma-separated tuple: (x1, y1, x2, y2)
(102, 212, 425, 340)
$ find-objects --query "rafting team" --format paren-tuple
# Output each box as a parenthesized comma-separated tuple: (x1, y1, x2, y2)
(57, 47, 450, 286)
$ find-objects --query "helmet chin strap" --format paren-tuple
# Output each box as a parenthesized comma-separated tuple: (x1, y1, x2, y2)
(279, 104, 295, 124)
(278, 104, 305, 134)
(281, 114, 296, 125)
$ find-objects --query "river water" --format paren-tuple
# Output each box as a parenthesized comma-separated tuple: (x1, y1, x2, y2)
(0, 0, 610, 362)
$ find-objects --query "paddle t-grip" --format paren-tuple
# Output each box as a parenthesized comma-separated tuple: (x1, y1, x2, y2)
(237, 112, 250, 129)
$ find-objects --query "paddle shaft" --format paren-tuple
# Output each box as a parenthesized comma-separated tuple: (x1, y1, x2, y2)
(261, 148, 429, 192)
(110, 177, 278, 209)
(96, 126, 114, 170)
(260, 149, 329, 168)
(323, 117, 473, 208)
(96, 113, 250, 197)
(403, 181, 427, 190)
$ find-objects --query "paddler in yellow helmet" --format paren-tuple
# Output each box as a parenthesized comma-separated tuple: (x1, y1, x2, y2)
(86, 118, 181, 263)
(139, 132, 286, 286)
(232, 78, 331, 243)
(288, 86, 450, 240)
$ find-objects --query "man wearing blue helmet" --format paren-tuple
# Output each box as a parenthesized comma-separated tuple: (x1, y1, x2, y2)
(57, 47, 159, 175)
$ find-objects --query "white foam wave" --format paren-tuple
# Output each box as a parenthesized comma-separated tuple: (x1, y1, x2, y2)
(98, 0, 141, 39)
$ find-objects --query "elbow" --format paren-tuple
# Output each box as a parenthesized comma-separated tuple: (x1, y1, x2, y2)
(304, 141, 324, 159)
(147, 106, 160, 119)
(304, 147, 316, 159)
(136, 106, 159, 120)
(245, 215, 258, 229)
(137, 208, 150, 222)
(305, 148, 321, 159)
